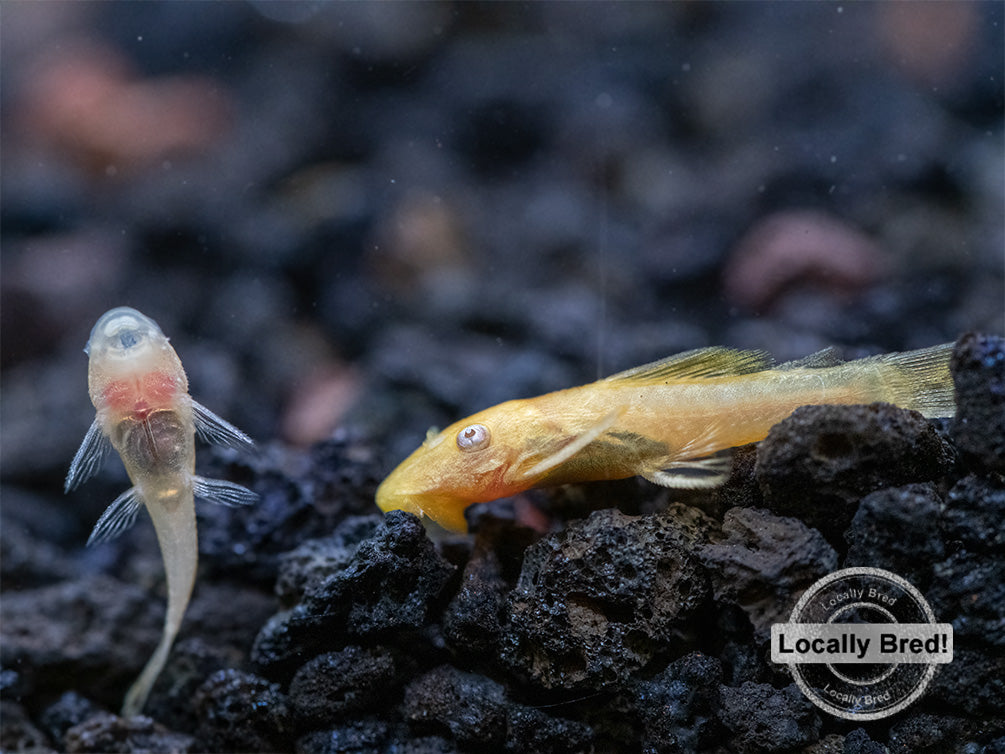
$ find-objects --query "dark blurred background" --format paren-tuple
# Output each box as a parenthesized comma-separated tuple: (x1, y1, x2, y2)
(2, 1, 1003, 503)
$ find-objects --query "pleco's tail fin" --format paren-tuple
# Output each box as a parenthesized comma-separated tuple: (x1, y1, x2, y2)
(870, 343, 956, 418)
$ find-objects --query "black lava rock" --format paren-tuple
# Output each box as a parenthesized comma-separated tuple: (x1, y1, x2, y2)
(304, 510, 457, 636)
(718, 682, 821, 753)
(64, 712, 196, 754)
(0, 489, 77, 589)
(193, 669, 293, 753)
(634, 652, 723, 753)
(843, 727, 887, 754)
(701, 506, 837, 635)
(1, 700, 54, 753)
(756, 403, 955, 543)
(0, 575, 162, 707)
(709, 443, 764, 514)
(289, 646, 405, 725)
(252, 511, 455, 681)
(40, 692, 101, 747)
(402, 666, 508, 748)
(942, 473, 1005, 553)
(951, 332, 1005, 472)
(928, 550, 1005, 646)
(179, 582, 278, 653)
(504, 704, 593, 754)
(142, 638, 243, 734)
(295, 720, 393, 754)
(929, 644, 1005, 716)
(502, 506, 710, 690)
(442, 547, 508, 658)
(275, 515, 384, 607)
(197, 432, 387, 585)
(0, 668, 24, 700)
(886, 711, 1000, 754)
(844, 482, 945, 589)
(401, 665, 592, 754)
(296, 721, 461, 754)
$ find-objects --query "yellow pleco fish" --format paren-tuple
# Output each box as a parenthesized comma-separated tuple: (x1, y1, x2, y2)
(65, 307, 257, 717)
(376, 343, 956, 533)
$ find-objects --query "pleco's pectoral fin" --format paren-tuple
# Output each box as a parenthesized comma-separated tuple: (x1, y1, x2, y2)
(519, 407, 626, 481)
(192, 400, 256, 453)
(65, 419, 112, 492)
(642, 450, 733, 489)
(87, 487, 144, 546)
(193, 476, 258, 507)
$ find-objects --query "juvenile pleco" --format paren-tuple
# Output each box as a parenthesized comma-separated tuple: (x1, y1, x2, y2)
(65, 307, 257, 716)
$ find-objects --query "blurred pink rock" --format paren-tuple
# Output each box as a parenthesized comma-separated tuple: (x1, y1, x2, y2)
(877, 2, 978, 90)
(723, 210, 882, 312)
(370, 192, 472, 296)
(18, 41, 231, 174)
(281, 365, 362, 447)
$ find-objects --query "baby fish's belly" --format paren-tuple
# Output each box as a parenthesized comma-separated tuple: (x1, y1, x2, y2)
(142, 477, 193, 513)
(113, 408, 194, 478)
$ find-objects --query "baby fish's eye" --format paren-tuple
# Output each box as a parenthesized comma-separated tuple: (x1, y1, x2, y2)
(89, 308, 159, 357)
(457, 423, 490, 452)
(118, 329, 141, 349)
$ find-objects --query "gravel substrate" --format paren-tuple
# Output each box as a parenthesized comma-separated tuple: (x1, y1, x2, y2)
(2, 3, 1003, 752)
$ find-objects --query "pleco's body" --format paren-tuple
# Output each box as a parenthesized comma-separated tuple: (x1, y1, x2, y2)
(66, 307, 256, 716)
(377, 344, 956, 532)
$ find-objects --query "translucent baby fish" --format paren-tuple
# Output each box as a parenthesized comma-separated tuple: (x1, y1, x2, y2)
(376, 343, 956, 533)
(65, 307, 256, 717)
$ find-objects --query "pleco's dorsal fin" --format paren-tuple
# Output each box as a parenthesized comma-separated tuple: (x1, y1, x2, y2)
(605, 347, 772, 384)
(777, 347, 842, 370)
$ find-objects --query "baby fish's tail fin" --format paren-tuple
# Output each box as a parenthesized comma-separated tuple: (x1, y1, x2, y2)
(124, 486, 199, 717)
(870, 343, 956, 418)
(121, 624, 179, 717)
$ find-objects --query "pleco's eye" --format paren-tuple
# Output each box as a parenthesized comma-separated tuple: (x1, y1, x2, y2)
(456, 423, 490, 452)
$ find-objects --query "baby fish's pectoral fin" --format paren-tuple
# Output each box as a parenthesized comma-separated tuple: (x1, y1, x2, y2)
(518, 407, 625, 482)
(65, 419, 112, 493)
(193, 476, 257, 507)
(642, 451, 733, 489)
(87, 487, 144, 546)
(192, 400, 255, 453)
